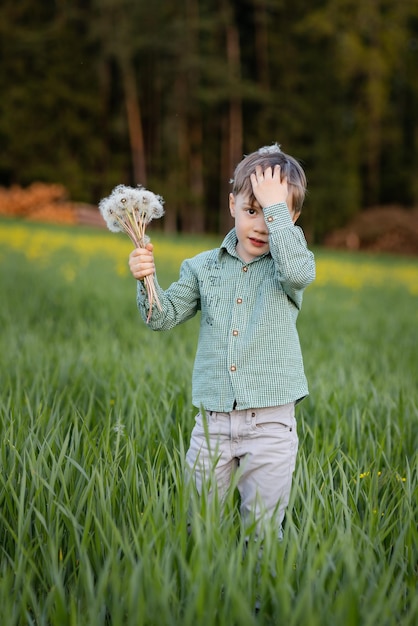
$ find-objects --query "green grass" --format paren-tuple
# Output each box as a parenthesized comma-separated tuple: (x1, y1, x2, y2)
(0, 220, 417, 625)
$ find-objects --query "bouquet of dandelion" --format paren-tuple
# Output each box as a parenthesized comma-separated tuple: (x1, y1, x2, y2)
(99, 184, 165, 321)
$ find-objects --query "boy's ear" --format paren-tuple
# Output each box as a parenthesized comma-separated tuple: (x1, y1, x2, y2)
(229, 193, 236, 217)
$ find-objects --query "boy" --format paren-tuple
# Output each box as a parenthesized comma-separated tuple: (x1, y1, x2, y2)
(129, 144, 315, 539)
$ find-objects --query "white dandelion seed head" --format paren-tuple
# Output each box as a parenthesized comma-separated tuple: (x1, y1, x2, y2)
(113, 421, 126, 435)
(99, 184, 165, 239)
(258, 142, 282, 155)
(98, 195, 124, 232)
(132, 186, 165, 222)
(110, 185, 137, 214)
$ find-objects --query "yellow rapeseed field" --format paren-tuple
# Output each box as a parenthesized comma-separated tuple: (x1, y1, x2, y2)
(1, 221, 417, 295)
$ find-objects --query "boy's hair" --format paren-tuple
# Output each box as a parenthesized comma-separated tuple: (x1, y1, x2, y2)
(231, 143, 307, 214)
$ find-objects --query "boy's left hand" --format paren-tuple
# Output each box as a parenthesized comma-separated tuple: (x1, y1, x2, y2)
(250, 165, 288, 208)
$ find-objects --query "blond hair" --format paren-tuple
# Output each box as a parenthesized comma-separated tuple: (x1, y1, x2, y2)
(231, 143, 307, 214)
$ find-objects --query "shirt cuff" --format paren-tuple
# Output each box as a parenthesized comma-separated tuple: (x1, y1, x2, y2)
(263, 202, 294, 230)
(136, 279, 148, 303)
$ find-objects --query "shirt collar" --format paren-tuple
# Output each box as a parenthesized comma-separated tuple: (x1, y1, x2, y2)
(218, 228, 239, 260)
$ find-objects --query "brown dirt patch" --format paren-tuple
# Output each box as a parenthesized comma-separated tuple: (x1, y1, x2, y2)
(324, 206, 418, 256)
(0, 183, 105, 227)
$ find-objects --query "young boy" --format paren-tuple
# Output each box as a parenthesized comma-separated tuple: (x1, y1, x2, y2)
(129, 144, 315, 539)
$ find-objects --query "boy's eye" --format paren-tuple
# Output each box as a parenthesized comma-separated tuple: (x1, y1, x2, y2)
(247, 208, 257, 215)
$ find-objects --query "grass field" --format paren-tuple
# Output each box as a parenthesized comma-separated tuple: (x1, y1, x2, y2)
(0, 219, 417, 626)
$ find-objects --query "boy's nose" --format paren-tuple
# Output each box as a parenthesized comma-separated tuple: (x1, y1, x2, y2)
(254, 217, 268, 233)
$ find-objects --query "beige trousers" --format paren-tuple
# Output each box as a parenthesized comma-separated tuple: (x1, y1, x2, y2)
(186, 402, 298, 538)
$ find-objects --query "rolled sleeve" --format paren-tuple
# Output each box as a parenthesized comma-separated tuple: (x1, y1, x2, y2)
(263, 202, 316, 307)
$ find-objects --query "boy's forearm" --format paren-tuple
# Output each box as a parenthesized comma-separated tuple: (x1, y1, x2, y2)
(136, 260, 200, 329)
(263, 202, 316, 292)
(136, 278, 180, 330)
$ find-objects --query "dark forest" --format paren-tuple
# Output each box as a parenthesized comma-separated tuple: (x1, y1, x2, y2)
(1, 0, 417, 241)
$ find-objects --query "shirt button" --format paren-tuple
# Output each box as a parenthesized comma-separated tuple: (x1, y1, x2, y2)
(237, 298, 242, 304)
(232, 330, 238, 336)
(230, 365, 236, 372)
(242, 266, 248, 272)
(267, 216, 274, 222)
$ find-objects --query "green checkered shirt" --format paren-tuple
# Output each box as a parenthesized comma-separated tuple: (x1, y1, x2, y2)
(136, 202, 316, 411)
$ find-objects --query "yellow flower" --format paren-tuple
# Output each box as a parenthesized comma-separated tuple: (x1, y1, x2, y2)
(315, 257, 418, 295)
(1, 222, 418, 296)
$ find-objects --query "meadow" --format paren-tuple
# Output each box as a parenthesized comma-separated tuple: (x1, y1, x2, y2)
(0, 219, 417, 626)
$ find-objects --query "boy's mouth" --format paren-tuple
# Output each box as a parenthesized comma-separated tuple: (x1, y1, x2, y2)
(249, 237, 267, 247)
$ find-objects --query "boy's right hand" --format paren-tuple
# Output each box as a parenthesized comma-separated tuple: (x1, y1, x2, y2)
(129, 243, 155, 281)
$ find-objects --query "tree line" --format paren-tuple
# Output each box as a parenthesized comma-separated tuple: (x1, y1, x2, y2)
(1, 0, 417, 241)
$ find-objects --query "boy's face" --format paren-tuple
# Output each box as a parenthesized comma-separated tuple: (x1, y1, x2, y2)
(229, 192, 299, 263)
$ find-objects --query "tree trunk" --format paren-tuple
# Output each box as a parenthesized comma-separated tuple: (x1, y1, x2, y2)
(163, 0, 206, 234)
(182, 0, 205, 233)
(253, 0, 270, 91)
(219, 1, 243, 234)
(120, 57, 147, 186)
(188, 113, 205, 232)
